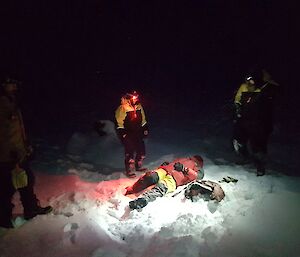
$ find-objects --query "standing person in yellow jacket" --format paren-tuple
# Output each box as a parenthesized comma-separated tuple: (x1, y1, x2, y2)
(233, 74, 262, 163)
(0, 77, 52, 229)
(115, 91, 149, 178)
(233, 70, 279, 176)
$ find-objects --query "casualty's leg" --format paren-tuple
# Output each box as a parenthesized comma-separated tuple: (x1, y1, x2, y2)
(129, 183, 168, 210)
(125, 171, 159, 195)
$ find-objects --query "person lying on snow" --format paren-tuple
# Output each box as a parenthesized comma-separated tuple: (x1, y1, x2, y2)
(125, 155, 225, 210)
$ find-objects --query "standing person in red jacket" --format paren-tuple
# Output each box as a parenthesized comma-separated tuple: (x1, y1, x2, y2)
(126, 155, 204, 210)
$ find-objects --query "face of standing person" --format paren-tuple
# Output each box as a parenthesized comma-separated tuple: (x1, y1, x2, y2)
(131, 94, 138, 105)
(125, 90, 140, 106)
(2, 79, 18, 96)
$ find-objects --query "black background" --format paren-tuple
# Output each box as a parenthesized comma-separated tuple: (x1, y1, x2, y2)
(0, 0, 297, 140)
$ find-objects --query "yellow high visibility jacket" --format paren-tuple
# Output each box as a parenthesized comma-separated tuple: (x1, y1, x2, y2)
(0, 94, 28, 163)
(115, 97, 147, 132)
(234, 83, 261, 104)
(234, 83, 262, 105)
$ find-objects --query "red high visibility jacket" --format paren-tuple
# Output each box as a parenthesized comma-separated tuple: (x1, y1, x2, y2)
(160, 157, 203, 187)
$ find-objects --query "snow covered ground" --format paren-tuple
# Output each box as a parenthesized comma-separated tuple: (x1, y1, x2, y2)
(1, 120, 300, 257)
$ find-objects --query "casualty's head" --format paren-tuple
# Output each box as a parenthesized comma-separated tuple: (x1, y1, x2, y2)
(191, 155, 203, 167)
(125, 90, 140, 105)
(191, 155, 205, 179)
(1, 77, 19, 95)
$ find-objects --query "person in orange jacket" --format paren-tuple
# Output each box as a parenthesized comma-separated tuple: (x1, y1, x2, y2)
(115, 91, 149, 178)
(0, 77, 52, 229)
(126, 155, 205, 210)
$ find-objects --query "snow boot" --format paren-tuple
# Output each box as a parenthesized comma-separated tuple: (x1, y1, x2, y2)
(125, 159, 136, 178)
(125, 185, 135, 195)
(125, 170, 136, 178)
(135, 156, 146, 172)
(255, 158, 266, 176)
(256, 166, 266, 176)
(252, 152, 267, 177)
(24, 205, 53, 220)
(129, 198, 148, 210)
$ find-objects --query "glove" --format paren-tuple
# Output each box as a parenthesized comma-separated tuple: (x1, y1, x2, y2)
(173, 162, 184, 171)
(117, 128, 127, 140)
(142, 125, 149, 138)
(11, 166, 28, 189)
(173, 162, 188, 174)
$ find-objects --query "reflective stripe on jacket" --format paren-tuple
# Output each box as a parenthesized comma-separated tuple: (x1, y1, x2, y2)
(115, 97, 147, 132)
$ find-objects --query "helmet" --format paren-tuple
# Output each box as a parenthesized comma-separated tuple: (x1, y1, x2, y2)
(191, 155, 204, 179)
(191, 155, 203, 168)
(125, 90, 139, 105)
(245, 68, 264, 85)
(245, 75, 255, 85)
(1, 77, 19, 87)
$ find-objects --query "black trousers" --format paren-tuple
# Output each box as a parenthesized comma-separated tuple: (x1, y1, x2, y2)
(122, 134, 145, 171)
(233, 119, 271, 165)
(0, 161, 38, 222)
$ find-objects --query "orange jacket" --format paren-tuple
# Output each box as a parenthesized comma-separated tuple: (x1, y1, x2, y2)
(160, 157, 203, 187)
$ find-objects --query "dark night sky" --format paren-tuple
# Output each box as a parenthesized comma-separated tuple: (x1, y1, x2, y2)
(0, 0, 297, 138)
